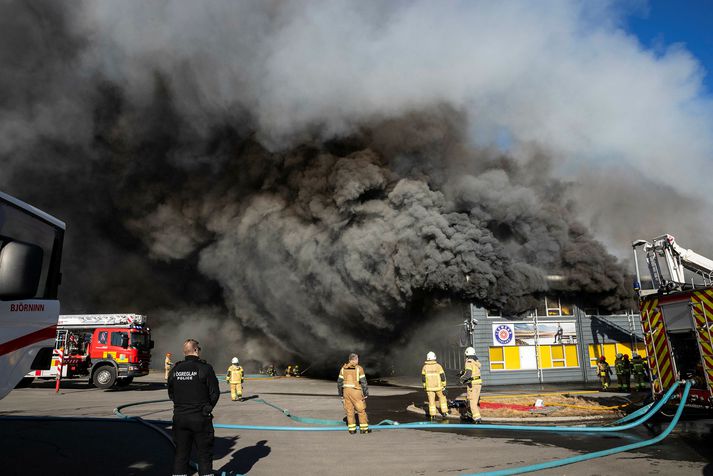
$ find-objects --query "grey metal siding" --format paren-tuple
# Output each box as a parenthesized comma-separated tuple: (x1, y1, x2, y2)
(441, 304, 645, 386)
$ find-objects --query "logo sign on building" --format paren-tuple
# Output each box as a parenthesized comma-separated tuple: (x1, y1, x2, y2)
(493, 324, 515, 346)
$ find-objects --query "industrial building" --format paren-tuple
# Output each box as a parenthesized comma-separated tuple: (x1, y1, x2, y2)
(439, 298, 646, 386)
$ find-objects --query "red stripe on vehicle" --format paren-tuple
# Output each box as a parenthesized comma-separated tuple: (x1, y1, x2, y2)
(0, 325, 57, 357)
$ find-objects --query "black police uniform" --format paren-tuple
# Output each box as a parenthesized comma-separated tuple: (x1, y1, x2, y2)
(168, 355, 220, 476)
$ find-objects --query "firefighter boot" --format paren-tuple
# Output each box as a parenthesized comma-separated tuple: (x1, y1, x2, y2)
(360, 427, 371, 434)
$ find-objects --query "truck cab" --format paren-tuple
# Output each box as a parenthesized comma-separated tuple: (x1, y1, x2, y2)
(88, 326, 152, 387)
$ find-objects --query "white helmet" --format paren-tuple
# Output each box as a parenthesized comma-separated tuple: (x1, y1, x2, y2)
(426, 351, 437, 361)
(231, 357, 239, 364)
(464, 347, 477, 358)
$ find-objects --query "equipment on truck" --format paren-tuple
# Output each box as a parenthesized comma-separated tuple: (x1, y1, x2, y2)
(26, 313, 153, 389)
(0, 191, 64, 400)
(632, 234, 713, 410)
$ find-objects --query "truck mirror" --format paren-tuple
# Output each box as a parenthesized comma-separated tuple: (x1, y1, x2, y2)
(0, 241, 43, 300)
(150, 340, 155, 349)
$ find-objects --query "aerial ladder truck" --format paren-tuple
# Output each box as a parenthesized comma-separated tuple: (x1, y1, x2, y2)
(632, 234, 713, 410)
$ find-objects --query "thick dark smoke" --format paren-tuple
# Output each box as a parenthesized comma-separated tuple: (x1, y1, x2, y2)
(3, 1, 694, 372)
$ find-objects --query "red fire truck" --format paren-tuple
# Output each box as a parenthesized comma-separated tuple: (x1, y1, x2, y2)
(24, 314, 153, 389)
(632, 234, 713, 409)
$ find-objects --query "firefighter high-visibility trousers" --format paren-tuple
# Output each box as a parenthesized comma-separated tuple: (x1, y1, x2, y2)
(164, 368, 170, 380)
(343, 387, 368, 432)
(467, 383, 482, 419)
(230, 383, 243, 401)
(600, 373, 610, 389)
(426, 390, 448, 416)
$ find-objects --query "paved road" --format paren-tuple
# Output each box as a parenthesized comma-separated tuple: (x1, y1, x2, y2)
(0, 374, 710, 475)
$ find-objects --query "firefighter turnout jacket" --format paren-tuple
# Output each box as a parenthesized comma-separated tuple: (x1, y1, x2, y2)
(460, 358, 481, 386)
(337, 362, 368, 397)
(226, 364, 244, 384)
(168, 355, 220, 416)
(422, 361, 447, 391)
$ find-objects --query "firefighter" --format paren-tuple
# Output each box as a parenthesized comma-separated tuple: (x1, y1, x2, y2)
(614, 353, 625, 390)
(226, 357, 244, 401)
(422, 351, 448, 419)
(631, 354, 648, 391)
(168, 339, 220, 476)
(285, 365, 292, 377)
(267, 364, 276, 377)
(337, 353, 370, 434)
(597, 356, 612, 390)
(622, 354, 631, 391)
(293, 364, 300, 377)
(459, 347, 482, 423)
(164, 352, 173, 380)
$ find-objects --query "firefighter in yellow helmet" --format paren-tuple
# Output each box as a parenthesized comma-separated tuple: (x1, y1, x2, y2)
(459, 347, 482, 423)
(285, 365, 292, 377)
(337, 353, 370, 434)
(226, 357, 244, 401)
(164, 352, 173, 380)
(422, 351, 448, 419)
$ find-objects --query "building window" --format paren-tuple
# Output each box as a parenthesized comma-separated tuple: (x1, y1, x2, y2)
(489, 344, 579, 370)
(588, 343, 647, 367)
(545, 297, 574, 317)
(538, 344, 579, 368)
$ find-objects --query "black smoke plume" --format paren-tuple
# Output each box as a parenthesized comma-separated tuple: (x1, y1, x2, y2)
(0, 1, 635, 371)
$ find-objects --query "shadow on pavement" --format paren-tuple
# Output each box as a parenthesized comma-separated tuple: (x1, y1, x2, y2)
(0, 419, 174, 475)
(218, 439, 271, 475)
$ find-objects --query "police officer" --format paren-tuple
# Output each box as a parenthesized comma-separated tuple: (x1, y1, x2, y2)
(168, 339, 220, 476)
(422, 351, 448, 419)
(226, 357, 244, 401)
(631, 354, 648, 391)
(337, 353, 370, 434)
(460, 347, 482, 423)
(597, 356, 612, 390)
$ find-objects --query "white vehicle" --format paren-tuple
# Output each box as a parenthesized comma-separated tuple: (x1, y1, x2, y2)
(0, 191, 64, 399)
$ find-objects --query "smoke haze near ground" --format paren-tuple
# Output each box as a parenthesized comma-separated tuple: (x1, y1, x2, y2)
(1, 1, 712, 371)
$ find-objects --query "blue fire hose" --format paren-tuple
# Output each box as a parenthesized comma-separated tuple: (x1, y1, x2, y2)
(469, 381, 692, 475)
(115, 380, 680, 433)
(1, 380, 686, 475)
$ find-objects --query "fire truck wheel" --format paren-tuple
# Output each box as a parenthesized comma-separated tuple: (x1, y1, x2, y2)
(116, 377, 134, 387)
(93, 366, 117, 389)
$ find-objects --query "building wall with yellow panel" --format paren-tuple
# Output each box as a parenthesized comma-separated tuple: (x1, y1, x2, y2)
(442, 306, 648, 386)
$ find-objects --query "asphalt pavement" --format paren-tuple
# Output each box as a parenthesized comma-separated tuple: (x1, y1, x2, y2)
(0, 373, 710, 475)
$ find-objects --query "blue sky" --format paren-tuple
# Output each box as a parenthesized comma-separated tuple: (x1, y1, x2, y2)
(626, 0, 713, 93)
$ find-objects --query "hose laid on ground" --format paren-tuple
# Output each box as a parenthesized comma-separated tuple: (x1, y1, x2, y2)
(114, 380, 680, 434)
(609, 401, 654, 425)
(468, 381, 692, 476)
